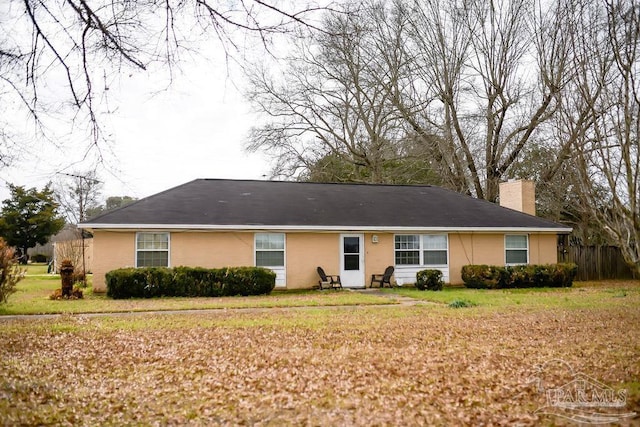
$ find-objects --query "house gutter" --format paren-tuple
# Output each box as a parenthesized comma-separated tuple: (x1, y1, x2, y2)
(79, 223, 572, 234)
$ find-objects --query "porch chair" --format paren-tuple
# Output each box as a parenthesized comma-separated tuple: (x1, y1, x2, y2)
(370, 265, 395, 288)
(317, 266, 342, 290)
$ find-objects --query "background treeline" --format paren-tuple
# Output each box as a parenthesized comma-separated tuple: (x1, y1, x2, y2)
(245, 0, 639, 276)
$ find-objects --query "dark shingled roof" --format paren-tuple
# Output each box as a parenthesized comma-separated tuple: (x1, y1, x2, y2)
(80, 179, 570, 231)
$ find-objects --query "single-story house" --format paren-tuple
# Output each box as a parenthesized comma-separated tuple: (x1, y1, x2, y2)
(79, 179, 571, 292)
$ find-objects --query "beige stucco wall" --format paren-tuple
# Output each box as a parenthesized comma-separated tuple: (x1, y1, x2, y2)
(364, 233, 395, 286)
(448, 232, 558, 284)
(91, 229, 559, 291)
(93, 231, 258, 292)
(92, 231, 136, 292)
(170, 232, 254, 267)
(265, 232, 395, 288)
(286, 233, 339, 289)
(449, 233, 501, 284)
(529, 234, 559, 265)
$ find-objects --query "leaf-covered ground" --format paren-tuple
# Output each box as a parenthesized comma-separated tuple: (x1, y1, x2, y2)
(1, 293, 639, 425)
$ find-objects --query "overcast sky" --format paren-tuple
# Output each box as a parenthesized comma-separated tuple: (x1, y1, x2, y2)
(0, 50, 270, 204)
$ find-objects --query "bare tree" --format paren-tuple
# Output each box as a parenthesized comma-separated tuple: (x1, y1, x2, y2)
(392, 0, 571, 201)
(0, 1, 333, 165)
(559, 0, 640, 275)
(247, 1, 437, 183)
(54, 170, 102, 284)
(55, 171, 103, 224)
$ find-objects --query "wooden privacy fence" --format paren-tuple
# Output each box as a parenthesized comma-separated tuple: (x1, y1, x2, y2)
(558, 245, 636, 281)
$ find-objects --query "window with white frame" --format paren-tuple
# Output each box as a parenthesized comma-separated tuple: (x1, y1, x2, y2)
(255, 233, 285, 267)
(395, 234, 448, 266)
(136, 232, 169, 267)
(422, 234, 448, 265)
(505, 235, 528, 265)
(395, 235, 420, 265)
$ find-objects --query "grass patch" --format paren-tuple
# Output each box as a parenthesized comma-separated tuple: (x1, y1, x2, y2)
(0, 272, 393, 315)
(4, 269, 639, 316)
(448, 299, 477, 308)
(23, 263, 50, 275)
(389, 280, 640, 310)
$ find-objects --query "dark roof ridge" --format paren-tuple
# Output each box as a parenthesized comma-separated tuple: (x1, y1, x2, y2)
(197, 178, 434, 189)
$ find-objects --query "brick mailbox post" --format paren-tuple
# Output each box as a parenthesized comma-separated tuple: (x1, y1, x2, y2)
(60, 260, 74, 298)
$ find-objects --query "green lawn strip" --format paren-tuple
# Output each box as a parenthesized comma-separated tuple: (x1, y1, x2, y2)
(23, 263, 50, 275)
(0, 274, 394, 315)
(6, 269, 639, 315)
(387, 280, 640, 310)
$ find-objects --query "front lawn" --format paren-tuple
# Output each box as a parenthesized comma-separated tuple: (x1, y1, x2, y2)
(0, 265, 393, 315)
(388, 280, 640, 310)
(3, 265, 639, 315)
(1, 296, 638, 425)
(2, 268, 638, 424)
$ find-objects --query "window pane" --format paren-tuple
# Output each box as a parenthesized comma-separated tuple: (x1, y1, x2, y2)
(343, 237, 360, 254)
(137, 251, 168, 267)
(395, 251, 419, 265)
(506, 250, 528, 264)
(344, 254, 359, 270)
(424, 250, 447, 265)
(137, 233, 168, 250)
(506, 235, 527, 249)
(256, 233, 284, 250)
(395, 235, 419, 250)
(256, 251, 284, 267)
(423, 235, 447, 250)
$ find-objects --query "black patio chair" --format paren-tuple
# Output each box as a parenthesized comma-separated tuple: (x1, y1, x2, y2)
(370, 265, 395, 288)
(317, 266, 342, 290)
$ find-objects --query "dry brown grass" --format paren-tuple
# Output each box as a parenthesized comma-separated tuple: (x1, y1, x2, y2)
(1, 288, 639, 425)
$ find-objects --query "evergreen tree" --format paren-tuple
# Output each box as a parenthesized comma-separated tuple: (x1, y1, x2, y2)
(0, 184, 65, 263)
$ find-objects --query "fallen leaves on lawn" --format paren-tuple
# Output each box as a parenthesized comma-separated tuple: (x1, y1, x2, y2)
(1, 305, 638, 425)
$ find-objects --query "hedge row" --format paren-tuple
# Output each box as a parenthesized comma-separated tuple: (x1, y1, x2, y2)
(106, 266, 276, 299)
(461, 263, 578, 289)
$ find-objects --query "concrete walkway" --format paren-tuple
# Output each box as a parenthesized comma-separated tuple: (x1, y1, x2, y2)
(353, 288, 429, 306)
(0, 289, 430, 322)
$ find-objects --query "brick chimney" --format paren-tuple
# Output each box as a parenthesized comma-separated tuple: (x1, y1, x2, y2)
(499, 179, 536, 215)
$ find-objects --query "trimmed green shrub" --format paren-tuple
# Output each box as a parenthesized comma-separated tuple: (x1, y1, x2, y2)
(106, 266, 276, 299)
(415, 269, 444, 291)
(173, 266, 224, 297)
(460, 265, 508, 289)
(461, 263, 578, 289)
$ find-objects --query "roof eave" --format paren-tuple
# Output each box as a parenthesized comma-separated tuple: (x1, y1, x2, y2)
(79, 223, 572, 233)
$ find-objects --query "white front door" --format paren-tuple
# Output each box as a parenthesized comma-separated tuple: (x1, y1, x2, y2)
(340, 234, 365, 288)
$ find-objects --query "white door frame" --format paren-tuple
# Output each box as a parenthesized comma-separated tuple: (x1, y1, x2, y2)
(340, 233, 365, 288)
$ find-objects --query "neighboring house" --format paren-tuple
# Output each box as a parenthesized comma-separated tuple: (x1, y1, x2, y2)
(79, 179, 571, 292)
(51, 224, 94, 274)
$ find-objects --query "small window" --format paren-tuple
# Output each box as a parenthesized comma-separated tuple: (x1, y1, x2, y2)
(395, 235, 420, 265)
(136, 232, 169, 267)
(395, 234, 448, 266)
(505, 235, 528, 265)
(255, 233, 285, 267)
(343, 236, 360, 271)
(423, 234, 448, 265)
